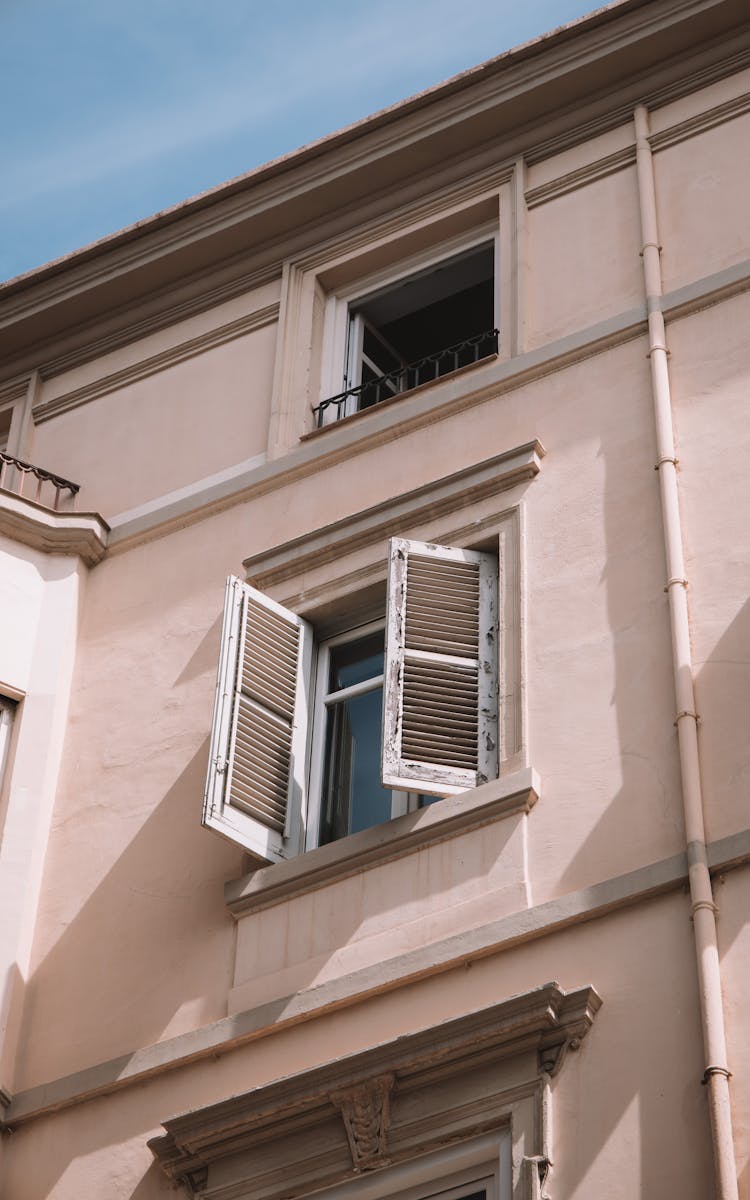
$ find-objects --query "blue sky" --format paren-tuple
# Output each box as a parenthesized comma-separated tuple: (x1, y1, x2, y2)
(1, 0, 601, 284)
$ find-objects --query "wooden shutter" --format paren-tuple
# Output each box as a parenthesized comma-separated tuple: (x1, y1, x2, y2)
(203, 576, 311, 862)
(382, 539, 498, 796)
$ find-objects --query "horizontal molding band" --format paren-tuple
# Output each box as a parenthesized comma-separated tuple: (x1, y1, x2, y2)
(33, 303, 279, 424)
(40, 263, 281, 382)
(225, 769, 540, 917)
(241, 443, 541, 591)
(4, 824, 749, 1130)
(1, 1, 748, 358)
(104, 247, 750, 557)
(525, 146, 636, 209)
(106, 305, 647, 553)
(0, 492, 109, 566)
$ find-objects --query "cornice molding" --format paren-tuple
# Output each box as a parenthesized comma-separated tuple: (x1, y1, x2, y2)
(5, 827, 750, 1129)
(242, 442, 543, 591)
(34, 303, 279, 423)
(524, 40, 750, 167)
(225, 769, 539, 918)
(0, 378, 28, 406)
(0, 491, 109, 566)
(148, 982, 601, 1197)
(37, 264, 281, 383)
(525, 145, 637, 208)
(525, 83, 750, 208)
(2, 0, 748, 355)
(649, 87, 750, 151)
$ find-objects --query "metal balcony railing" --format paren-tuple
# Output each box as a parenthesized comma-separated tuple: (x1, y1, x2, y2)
(313, 327, 499, 427)
(0, 452, 80, 511)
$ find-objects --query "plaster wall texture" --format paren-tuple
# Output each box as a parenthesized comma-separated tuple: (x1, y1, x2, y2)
(15, 325, 691, 1084)
(526, 167, 644, 348)
(31, 296, 278, 517)
(655, 111, 750, 295)
(665, 292, 750, 843)
(716, 868, 750, 1196)
(0, 892, 715, 1200)
(2, 11, 750, 1197)
(0, 540, 85, 1088)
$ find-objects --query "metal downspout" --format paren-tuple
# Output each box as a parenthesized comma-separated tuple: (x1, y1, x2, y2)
(633, 104, 738, 1200)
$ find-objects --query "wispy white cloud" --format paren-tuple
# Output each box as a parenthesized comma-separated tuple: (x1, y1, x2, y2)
(1, 0, 563, 209)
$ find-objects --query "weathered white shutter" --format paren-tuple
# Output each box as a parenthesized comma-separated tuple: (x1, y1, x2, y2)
(382, 538, 498, 796)
(203, 576, 311, 862)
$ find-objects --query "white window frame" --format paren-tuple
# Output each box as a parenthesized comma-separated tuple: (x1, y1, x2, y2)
(318, 224, 500, 424)
(305, 618, 422, 851)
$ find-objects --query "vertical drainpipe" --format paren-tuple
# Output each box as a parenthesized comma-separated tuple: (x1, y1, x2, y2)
(633, 104, 738, 1200)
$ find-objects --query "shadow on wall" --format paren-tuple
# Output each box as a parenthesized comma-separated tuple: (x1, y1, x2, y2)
(553, 405, 750, 1196)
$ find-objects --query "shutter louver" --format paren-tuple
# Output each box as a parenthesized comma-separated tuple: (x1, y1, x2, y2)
(203, 577, 311, 862)
(382, 539, 498, 797)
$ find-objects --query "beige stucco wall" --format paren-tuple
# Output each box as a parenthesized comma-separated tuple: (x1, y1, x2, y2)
(1, 893, 718, 1199)
(31, 282, 280, 517)
(0, 539, 85, 1090)
(1, 28, 749, 1200)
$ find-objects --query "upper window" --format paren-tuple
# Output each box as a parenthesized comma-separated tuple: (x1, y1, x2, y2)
(202, 538, 499, 864)
(315, 241, 498, 426)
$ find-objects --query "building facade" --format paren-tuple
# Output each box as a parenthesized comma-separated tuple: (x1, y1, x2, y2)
(0, 0, 749, 1196)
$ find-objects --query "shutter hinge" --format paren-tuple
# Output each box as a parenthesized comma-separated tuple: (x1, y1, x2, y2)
(215, 756, 227, 775)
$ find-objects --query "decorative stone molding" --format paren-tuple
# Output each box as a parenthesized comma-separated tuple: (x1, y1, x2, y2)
(331, 1074, 394, 1171)
(242, 442, 543, 593)
(225, 768, 539, 917)
(34, 303, 279, 423)
(0, 490, 109, 566)
(148, 981, 601, 1199)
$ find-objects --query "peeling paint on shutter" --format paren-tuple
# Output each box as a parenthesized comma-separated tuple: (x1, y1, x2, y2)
(203, 577, 311, 862)
(382, 539, 498, 797)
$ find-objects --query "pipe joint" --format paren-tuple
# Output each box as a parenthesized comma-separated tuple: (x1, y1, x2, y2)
(691, 898, 719, 917)
(702, 1065, 732, 1085)
(674, 709, 699, 726)
(646, 344, 671, 358)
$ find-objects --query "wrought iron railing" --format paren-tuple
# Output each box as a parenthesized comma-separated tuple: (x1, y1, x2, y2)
(313, 327, 499, 427)
(0, 452, 80, 511)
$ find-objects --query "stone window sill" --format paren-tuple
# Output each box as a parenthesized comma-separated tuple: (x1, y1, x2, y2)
(224, 766, 539, 917)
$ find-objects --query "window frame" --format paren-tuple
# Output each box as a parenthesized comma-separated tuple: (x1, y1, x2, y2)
(318, 224, 500, 426)
(312, 1141, 510, 1200)
(305, 618, 423, 852)
(204, 534, 506, 866)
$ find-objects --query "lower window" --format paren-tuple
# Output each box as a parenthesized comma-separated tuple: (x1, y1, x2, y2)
(202, 537, 499, 864)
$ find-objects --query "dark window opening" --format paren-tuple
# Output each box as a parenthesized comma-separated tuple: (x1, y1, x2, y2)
(315, 243, 497, 425)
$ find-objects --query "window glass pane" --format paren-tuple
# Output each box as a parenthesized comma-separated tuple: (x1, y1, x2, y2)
(320, 630, 390, 845)
(327, 630, 383, 692)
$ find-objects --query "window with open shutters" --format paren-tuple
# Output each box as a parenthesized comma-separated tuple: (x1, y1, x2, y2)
(203, 538, 498, 864)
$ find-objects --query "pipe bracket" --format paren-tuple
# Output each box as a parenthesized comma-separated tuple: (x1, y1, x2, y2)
(639, 242, 662, 255)
(664, 577, 688, 592)
(674, 709, 699, 726)
(654, 456, 678, 471)
(646, 344, 671, 358)
(691, 898, 719, 916)
(702, 1065, 732, 1085)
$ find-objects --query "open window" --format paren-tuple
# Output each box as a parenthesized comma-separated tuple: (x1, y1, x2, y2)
(202, 538, 499, 864)
(315, 242, 498, 425)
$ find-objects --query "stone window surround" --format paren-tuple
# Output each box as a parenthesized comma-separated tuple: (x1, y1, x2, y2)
(224, 439, 542, 915)
(267, 172, 516, 458)
(148, 981, 601, 1199)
